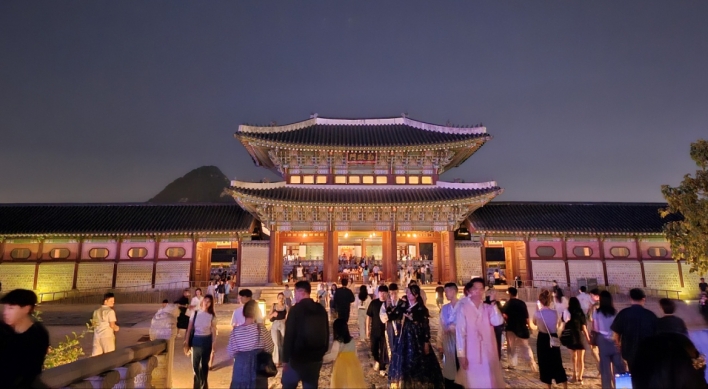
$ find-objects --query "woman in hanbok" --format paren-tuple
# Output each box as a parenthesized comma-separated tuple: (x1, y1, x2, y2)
(388, 284, 444, 388)
(323, 318, 367, 388)
(454, 278, 505, 389)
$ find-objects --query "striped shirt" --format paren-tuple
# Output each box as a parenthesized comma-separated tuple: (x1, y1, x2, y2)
(227, 323, 274, 358)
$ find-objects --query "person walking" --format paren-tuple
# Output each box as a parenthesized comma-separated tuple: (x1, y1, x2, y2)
(533, 289, 568, 389)
(437, 283, 463, 389)
(503, 287, 537, 372)
(355, 285, 371, 339)
(283, 284, 293, 309)
(190, 288, 204, 314)
(231, 289, 262, 328)
(367, 285, 389, 376)
(333, 278, 355, 321)
(322, 318, 367, 388)
(563, 297, 591, 384)
(328, 283, 337, 319)
(176, 289, 191, 338)
(435, 282, 445, 311)
(268, 292, 288, 366)
(184, 295, 217, 389)
(388, 284, 444, 388)
(610, 288, 658, 372)
(0, 289, 50, 388)
(381, 283, 406, 365)
(227, 300, 274, 389)
(592, 291, 626, 389)
(316, 283, 327, 309)
(454, 278, 505, 389)
(281, 281, 329, 389)
(657, 298, 688, 336)
(91, 292, 120, 356)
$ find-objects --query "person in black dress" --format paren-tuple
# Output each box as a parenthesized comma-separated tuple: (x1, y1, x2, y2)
(175, 288, 191, 338)
(388, 284, 444, 388)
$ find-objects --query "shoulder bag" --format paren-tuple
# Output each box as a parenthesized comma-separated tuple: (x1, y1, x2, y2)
(539, 310, 561, 348)
(184, 310, 197, 355)
(256, 324, 277, 377)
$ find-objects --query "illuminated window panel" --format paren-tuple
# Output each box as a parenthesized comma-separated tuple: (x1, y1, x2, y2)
(376, 176, 388, 184)
(290, 176, 301, 184)
(349, 176, 360, 184)
(335, 176, 346, 184)
(409, 176, 420, 184)
(303, 175, 315, 184)
(396, 176, 406, 184)
(316, 176, 327, 184)
(421, 176, 433, 184)
(363, 176, 374, 184)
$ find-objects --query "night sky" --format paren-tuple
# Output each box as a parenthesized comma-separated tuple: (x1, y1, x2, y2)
(1, 1, 706, 203)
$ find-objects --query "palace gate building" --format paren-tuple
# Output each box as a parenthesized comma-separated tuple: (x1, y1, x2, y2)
(0, 115, 699, 298)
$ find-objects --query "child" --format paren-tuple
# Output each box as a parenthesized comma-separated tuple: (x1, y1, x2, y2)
(323, 318, 366, 389)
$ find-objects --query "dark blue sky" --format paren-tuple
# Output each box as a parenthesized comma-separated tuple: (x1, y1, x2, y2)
(1, 1, 706, 203)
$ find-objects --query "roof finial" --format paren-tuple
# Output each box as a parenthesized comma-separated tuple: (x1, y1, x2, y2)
(401, 112, 407, 118)
(310, 112, 318, 118)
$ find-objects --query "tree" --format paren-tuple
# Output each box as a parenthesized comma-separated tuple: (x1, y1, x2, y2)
(661, 139, 708, 273)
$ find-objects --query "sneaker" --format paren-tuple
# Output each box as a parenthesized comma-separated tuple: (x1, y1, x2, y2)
(373, 362, 379, 371)
(379, 370, 387, 377)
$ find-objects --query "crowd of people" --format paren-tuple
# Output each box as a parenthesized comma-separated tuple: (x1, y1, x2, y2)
(4, 276, 708, 388)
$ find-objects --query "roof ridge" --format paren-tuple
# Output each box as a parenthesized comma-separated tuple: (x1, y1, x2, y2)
(238, 116, 486, 135)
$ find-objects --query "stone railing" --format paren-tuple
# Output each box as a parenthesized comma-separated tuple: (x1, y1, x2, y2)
(38, 307, 177, 388)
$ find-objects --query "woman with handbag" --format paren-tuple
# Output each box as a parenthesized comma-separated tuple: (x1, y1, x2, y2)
(323, 318, 367, 388)
(228, 300, 275, 389)
(562, 297, 591, 384)
(184, 294, 217, 389)
(533, 289, 568, 389)
(268, 292, 287, 367)
(592, 291, 626, 389)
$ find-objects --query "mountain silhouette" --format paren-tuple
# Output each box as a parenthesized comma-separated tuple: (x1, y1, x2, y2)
(148, 166, 235, 203)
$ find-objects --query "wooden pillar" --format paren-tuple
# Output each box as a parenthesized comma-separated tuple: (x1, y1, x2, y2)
(71, 238, 83, 289)
(599, 236, 609, 286)
(325, 230, 339, 282)
(151, 238, 159, 288)
(433, 235, 442, 283)
(562, 235, 570, 288)
(447, 231, 456, 283)
(112, 237, 122, 289)
(190, 235, 198, 284)
(0, 237, 4, 260)
(382, 231, 396, 283)
(636, 237, 647, 287)
(268, 232, 280, 284)
(525, 236, 533, 283)
(235, 236, 243, 287)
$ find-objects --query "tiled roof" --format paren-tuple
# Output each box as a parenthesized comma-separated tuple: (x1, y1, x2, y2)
(236, 117, 489, 148)
(230, 181, 502, 206)
(469, 202, 680, 235)
(0, 204, 253, 236)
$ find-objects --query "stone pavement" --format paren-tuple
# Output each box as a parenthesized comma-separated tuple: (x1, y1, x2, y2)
(37, 301, 612, 388)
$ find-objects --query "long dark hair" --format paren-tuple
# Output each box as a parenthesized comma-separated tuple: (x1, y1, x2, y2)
(597, 290, 616, 317)
(567, 296, 582, 317)
(632, 333, 707, 389)
(358, 285, 368, 302)
(554, 288, 564, 303)
(202, 294, 216, 317)
(408, 284, 425, 307)
(332, 318, 352, 344)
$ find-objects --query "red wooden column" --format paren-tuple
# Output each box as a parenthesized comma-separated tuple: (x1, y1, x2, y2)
(382, 231, 397, 283)
(268, 231, 280, 284)
(326, 230, 338, 282)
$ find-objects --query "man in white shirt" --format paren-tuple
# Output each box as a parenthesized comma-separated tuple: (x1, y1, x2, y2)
(92, 292, 119, 356)
(231, 289, 262, 327)
(576, 286, 593, 315)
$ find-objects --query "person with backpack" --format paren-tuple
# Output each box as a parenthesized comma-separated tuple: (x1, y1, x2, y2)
(561, 297, 590, 384)
(281, 281, 329, 389)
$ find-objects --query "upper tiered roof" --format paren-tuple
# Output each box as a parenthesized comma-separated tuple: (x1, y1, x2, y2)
(236, 116, 488, 149)
(235, 115, 491, 172)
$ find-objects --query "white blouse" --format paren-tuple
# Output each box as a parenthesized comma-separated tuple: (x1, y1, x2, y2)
(189, 310, 215, 336)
